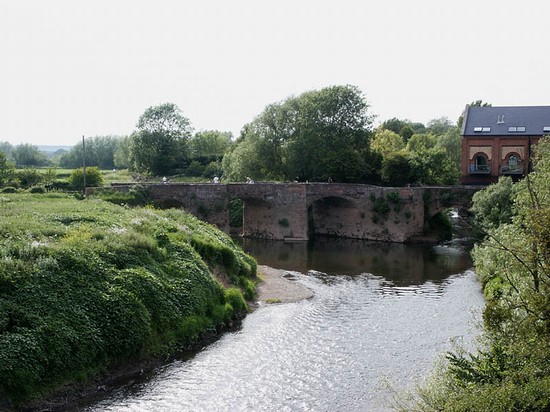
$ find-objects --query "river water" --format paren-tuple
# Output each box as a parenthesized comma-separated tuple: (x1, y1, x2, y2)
(80, 236, 484, 412)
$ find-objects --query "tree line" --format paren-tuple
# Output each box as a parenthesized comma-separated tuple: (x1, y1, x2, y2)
(1, 84, 474, 187)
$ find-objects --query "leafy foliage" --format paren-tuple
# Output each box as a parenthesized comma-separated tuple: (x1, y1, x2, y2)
(402, 137, 550, 410)
(222, 85, 377, 183)
(0, 152, 15, 187)
(0, 193, 256, 407)
(130, 103, 193, 175)
(375, 118, 461, 186)
(11, 144, 49, 167)
(59, 136, 122, 169)
(14, 168, 44, 189)
(69, 167, 104, 189)
(470, 176, 515, 231)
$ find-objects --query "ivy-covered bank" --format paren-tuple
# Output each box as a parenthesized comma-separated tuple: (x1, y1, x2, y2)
(0, 193, 257, 408)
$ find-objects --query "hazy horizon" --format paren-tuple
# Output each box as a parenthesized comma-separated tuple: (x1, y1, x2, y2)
(2, 0, 549, 146)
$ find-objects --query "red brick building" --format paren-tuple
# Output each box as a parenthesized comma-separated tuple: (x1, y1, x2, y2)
(461, 105, 550, 185)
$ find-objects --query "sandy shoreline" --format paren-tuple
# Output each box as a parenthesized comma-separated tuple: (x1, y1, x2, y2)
(256, 265, 314, 304)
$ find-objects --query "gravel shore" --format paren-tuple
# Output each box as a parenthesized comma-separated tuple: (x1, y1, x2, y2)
(256, 265, 314, 304)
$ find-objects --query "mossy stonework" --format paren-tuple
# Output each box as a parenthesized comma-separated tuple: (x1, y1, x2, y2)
(97, 183, 478, 243)
(0, 193, 257, 408)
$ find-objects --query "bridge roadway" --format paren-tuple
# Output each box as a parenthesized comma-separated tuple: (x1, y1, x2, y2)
(105, 182, 480, 242)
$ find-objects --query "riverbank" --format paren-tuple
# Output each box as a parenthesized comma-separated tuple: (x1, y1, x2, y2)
(256, 265, 314, 304)
(0, 194, 258, 411)
(12, 265, 308, 412)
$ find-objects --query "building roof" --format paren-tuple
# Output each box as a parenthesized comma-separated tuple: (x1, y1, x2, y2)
(461, 105, 550, 137)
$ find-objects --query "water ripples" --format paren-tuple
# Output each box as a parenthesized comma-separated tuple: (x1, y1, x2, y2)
(84, 269, 484, 412)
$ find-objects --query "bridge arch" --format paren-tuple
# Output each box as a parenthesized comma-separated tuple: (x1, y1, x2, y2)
(226, 183, 309, 240)
(308, 195, 359, 238)
(423, 187, 476, 220)
(92, 183, 481, 243)
(228, 195, 277, 239)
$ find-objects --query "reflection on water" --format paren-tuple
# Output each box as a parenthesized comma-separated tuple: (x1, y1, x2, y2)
(80, 236, 483, 412)
(240, 236, 473, 286)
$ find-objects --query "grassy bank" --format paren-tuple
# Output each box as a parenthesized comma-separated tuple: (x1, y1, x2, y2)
(0, 193, 257, 408)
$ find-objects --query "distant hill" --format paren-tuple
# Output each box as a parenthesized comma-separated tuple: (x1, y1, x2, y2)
(37, 145, 73, 154)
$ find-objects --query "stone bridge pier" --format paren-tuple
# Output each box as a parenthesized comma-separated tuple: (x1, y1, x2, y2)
(231, 184, 308, 240)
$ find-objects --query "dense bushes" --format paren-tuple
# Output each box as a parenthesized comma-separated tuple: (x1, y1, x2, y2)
(0, 193, 256, 407)
(68, 166, 103, 189)
(399, 137, 550, 411)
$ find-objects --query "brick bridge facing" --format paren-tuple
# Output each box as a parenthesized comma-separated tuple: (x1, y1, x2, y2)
(103, 183, 479, 242)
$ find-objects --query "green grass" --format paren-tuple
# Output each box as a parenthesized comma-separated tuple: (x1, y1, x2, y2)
(0, 193, 257, 407)
(29, 168, 212, 187)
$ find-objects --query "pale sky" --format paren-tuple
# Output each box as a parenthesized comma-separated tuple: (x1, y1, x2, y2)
(1, 0, 549, 147)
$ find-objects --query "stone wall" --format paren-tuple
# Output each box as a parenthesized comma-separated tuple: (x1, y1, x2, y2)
(93, 183, 478, 242)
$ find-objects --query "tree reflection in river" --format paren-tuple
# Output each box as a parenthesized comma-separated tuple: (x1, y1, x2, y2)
(239, 236, 473, 286)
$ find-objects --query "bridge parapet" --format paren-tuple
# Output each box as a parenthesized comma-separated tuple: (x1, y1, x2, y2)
(92, 183, 481, 242)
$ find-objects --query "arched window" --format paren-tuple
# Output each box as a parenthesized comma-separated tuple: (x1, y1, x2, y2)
(473, 154, 490, 173)
(475, 155, 487, 167)
(502, 153, 523, 174)
(508, 154, 518, 170)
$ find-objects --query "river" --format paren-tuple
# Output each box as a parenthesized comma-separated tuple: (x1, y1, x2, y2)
(78, 235, 484, 412)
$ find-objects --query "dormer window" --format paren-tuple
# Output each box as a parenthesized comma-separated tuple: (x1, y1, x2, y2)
(474, 126, 491, 132)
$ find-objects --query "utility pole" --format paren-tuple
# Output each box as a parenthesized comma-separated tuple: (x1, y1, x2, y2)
(82, 135, 87, 196)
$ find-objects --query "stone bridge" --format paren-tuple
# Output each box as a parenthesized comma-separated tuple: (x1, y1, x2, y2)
(102, 183, 480, 242)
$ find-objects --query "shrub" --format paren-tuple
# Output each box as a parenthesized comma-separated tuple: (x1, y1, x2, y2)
(15, 169, 43, 189)
(224, 288, 247, 316)
(69, 167, 103, 189)
(371, 196, 390, 219)
(29, 186, 46, 194)
(185, 160, 204, 177)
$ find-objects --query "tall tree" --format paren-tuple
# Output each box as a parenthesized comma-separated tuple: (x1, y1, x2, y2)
(0, 142, 13, 159)
(223, 85, 377, 183)
(131, 103, 193, 175)
(59, 136, 122, 169)
(189, 130, 232, 160)
(437, 126, 462, 168)
(381, 118, 407, 135)
(0, 152, 15, 187)
(114, 136, 132, 169)
(12, 144, 49, 167)
(371, 129, 405, 159)
(426, 117, 453, 136)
